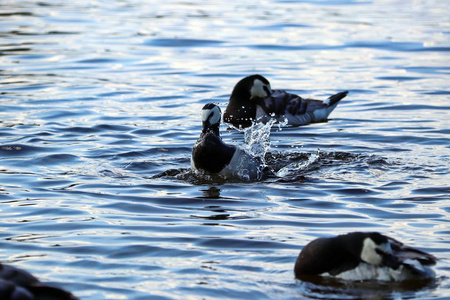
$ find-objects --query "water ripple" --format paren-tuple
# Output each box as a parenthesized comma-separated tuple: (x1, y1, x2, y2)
(1, 1, 449, 299)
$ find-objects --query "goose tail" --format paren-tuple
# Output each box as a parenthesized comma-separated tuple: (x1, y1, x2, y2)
(325, 91, 348, 106)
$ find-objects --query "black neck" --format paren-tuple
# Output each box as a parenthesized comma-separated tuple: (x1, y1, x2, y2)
(202, 123, 220, 135)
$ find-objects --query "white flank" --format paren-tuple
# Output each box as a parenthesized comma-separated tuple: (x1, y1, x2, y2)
(329, 261, 435, 282)
(312, 102, 339, 121)
(331, 263, 399, 281)
(219, 147, 262, 181)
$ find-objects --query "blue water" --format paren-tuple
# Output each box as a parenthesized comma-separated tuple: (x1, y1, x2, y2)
(1, 0, 449, 299)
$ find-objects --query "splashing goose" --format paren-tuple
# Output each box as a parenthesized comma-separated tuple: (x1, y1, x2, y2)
(191, 103, 265, 181)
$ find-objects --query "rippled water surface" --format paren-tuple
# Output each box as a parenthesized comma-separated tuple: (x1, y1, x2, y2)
(1, 0, 449, 299)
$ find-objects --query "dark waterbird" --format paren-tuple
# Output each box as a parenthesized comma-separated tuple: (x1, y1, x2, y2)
(191, 103, 266, 181)
(223, 74, 348, 127)
(294, 232, 436, 282)
(0, 262, 77, 300)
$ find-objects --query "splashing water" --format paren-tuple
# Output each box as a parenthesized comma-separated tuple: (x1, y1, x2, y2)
(242, 119, 277, 164)
(194, 119, 279, 182)
(275, 148, 321, 177)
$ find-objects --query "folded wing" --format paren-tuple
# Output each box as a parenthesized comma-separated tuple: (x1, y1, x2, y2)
(258, 90, 328, 116)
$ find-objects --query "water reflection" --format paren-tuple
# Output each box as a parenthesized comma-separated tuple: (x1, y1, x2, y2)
(201, 186, 221, 198)
(297, 276, 439, 299)
(1, 0, 449, 299)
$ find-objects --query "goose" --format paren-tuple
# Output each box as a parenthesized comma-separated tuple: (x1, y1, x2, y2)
(0, 262, 77, 300)
(294, 232, 436, 281)
(191, 103, 265, 181)
(223, 74, 348, 127)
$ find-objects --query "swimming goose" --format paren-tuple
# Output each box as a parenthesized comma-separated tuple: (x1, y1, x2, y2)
(191, 103, 264, 181)
(223, 74, 348, 127)
(0, 262, 77, 300)
(294, 232, 436, 281)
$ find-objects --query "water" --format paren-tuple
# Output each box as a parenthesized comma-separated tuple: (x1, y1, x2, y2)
(1, 0, 449, 299)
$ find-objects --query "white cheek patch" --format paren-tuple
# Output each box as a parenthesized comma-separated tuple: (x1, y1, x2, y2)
(202, 106, 221, 125)
(251, 79, 269, 98)
(361, 238, 383, 265)
(201, 109, 209, 122)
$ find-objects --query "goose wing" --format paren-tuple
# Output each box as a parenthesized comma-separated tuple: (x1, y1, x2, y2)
(258, 90, 328, 116)
(388, 236, 437, 266)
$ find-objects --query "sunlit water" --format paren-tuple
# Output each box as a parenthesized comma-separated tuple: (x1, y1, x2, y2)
(1, 0, 449, 299)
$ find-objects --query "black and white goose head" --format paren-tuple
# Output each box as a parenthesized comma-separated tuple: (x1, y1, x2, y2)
(249, 74, 272, 100)
(358, 232, 399, 268)
(294, 232, 437, 281)
(201, 102, 222, 135)
(223, 75, 272, 127)
(233, 74, 272, 101)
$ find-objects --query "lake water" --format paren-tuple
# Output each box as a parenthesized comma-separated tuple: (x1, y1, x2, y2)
(1, 0, 449, 299)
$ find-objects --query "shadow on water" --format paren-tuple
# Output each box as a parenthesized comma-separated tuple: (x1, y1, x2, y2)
(295, 275, 440, 299)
